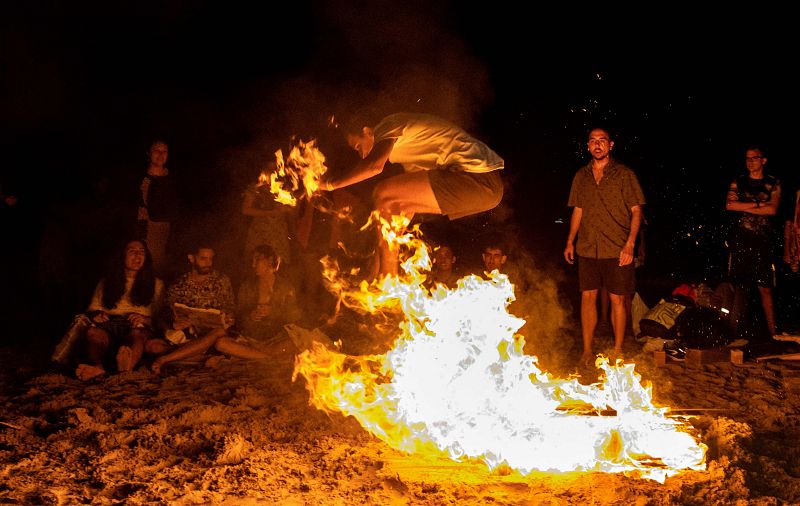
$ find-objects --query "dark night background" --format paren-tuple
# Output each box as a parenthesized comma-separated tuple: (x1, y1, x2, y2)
(1, 2, 797, 346)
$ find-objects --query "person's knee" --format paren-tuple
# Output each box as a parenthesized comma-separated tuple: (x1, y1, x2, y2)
(202, 327, 226, 340)
(213, 336, 234, 352)
(144, 339, 170, 355)
(608, 293, 626, 305)
(372, 182, 399, 214)
(129, 329, 150, 344)
(581, 290, 598, 302)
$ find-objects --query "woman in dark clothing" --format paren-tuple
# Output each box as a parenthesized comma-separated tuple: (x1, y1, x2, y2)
(138, 140, 179, 278)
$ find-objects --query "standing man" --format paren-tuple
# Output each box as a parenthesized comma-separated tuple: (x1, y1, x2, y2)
(564, 128, 645, 364)
(324, 112, 504, 278)
(725, 146, 780, 338)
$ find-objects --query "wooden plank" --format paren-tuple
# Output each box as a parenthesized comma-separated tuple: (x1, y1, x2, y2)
(772, 333, 800, 344)
(685, 348, 731, 367)
(755, 352, 800, 362)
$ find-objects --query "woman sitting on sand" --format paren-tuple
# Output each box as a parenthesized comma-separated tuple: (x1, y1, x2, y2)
(76, 239, 163, 380)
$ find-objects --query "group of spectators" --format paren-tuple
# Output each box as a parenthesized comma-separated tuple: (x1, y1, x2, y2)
(8, 113, 799, 378)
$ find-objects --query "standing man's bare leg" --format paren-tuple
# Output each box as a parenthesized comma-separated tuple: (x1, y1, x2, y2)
(758, 286, 777, 335)
(580, 289, 598, 364)
(609, 292, 627, 358)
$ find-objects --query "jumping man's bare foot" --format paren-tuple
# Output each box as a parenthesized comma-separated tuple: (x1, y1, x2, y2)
(116, 346, 134, 373)
(76, 364, 106, 381)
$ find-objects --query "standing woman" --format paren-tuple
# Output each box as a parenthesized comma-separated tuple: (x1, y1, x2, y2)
(138, 140, 179, 278)
(76, 239, 164, 380)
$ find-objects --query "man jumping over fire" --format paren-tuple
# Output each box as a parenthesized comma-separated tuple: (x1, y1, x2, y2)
(322, 112, 505, 278)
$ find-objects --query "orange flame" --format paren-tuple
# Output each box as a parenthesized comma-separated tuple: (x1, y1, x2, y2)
(296, 215, 707, 482)
(261, 139, 328, 207)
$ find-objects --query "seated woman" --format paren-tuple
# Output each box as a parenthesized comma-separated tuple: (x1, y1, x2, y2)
(236, 244, 301, 351)
(76, 239, 163, 381)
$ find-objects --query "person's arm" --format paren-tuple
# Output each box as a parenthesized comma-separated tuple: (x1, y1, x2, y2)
(325, 138, 396, 190)
(725, 179, 760, 212)
(220, 276, 237, 327)
(785, 220, 796, 264)
(636, 225, 646, 266)
(619, 205, 642, 266)
(744, 183, 781, 216)
(86, 280, 110, 322)
(564, 207, 583, 264)
(242, 188, 279, 217)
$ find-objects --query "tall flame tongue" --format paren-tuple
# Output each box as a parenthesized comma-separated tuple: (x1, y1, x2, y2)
(261, 139, 353, 222)
(260, 139, 328, 207)
(294, 180, 706, 485)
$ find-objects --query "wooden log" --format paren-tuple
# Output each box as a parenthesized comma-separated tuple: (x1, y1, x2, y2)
(685, 348, 731, 367)
(730, 349, 744, 365)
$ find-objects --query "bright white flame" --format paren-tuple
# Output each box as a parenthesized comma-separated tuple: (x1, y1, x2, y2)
(294, 163, 706, 483)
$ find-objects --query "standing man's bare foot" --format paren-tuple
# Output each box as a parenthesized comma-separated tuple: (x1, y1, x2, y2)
(76, 364, 106, 381)
(116, 346, 134, 373)
(579, 351, 594, 366)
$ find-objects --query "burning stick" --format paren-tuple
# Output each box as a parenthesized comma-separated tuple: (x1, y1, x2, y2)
(259, 139, 351, 220)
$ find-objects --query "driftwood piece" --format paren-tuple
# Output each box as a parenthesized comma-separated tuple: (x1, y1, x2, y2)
(755, 352, 800, 362)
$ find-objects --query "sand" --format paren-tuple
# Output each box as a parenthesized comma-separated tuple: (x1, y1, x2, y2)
(2, 339, 800, 505)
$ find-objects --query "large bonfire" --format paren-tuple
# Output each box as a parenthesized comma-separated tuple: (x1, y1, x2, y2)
(269, 139, 707, 482)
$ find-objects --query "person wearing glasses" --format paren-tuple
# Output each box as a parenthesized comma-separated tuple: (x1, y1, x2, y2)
(725, 146, 781, 338)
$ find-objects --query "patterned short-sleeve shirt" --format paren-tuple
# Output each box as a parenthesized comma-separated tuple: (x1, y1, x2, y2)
(567, 159, 646, 259)
(166, 271, 235, 318)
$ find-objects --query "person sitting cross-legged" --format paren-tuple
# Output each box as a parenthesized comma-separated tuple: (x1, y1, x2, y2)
(149, 243, 269, 373)
(76, 239, 164, 381)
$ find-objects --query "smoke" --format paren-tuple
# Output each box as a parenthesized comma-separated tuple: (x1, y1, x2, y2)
(199, 2, 496, 278)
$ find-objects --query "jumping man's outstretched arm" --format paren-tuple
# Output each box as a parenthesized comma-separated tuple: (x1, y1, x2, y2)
(325, 139, 396, 190)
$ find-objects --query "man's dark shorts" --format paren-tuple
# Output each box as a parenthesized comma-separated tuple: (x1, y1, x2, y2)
(578, 256, 635, 295)
(428, 169, 503, 220)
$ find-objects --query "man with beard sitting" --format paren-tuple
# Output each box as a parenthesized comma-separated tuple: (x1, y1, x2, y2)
(149, 243, 268, 373)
